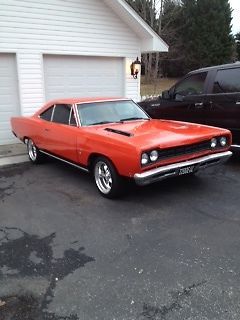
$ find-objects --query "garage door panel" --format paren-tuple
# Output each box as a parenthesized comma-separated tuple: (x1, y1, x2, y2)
(44, 55, 124, 100)
(0, 53, 20, 145)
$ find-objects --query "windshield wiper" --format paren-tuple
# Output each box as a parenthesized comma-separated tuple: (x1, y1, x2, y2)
(120, 117, 150, 122)
(91, 121, 113, 125)
(91, 120, 123, 125)
(91, 118, 149, 125)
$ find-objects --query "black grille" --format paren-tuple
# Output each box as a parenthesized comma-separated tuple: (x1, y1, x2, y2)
(157, 140, 211, 160)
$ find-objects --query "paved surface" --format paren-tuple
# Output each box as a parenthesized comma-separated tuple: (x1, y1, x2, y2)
(0, 155, 240, 320)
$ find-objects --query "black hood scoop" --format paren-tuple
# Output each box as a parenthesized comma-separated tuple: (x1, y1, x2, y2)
(104, 128, 133, 137)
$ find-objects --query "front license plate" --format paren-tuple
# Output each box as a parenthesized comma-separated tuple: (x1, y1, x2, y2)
(178, 165, 194, 175)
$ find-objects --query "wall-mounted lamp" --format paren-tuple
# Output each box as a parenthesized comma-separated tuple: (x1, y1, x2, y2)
(130, 57, 141, 79)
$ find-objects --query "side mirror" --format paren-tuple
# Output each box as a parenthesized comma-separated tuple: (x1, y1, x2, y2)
(162, 90, 171, 100)
(175, 93, 184, 102)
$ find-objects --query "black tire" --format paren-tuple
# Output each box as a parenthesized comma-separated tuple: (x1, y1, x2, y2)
(93, 157, 124, 198)
(27, 139, 44, 164)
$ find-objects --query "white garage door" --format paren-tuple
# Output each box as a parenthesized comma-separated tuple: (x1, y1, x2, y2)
(0, 53, 20, 145)
(43, 55, 124, 100)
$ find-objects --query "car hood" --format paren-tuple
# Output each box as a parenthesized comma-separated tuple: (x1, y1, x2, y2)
(86, 119, 228, 150)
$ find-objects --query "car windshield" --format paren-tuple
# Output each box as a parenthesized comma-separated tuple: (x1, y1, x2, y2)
(77, 100, 149, 126)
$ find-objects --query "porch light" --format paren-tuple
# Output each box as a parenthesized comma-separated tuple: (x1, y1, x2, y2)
(131, 57, 141, 79)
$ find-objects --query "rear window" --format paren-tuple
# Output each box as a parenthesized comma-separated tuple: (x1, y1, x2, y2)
(40, 106, 54, 121)
(213, 68, 240, 93)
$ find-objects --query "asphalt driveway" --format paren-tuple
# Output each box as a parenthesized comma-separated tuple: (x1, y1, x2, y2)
(0, 155, 240, 320)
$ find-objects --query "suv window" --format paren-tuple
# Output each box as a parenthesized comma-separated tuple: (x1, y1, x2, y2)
(52, 104, 71, 125)
(213, 68, 240, 93)
(174, 72, 207, 97)
(40, 105, 54, 121)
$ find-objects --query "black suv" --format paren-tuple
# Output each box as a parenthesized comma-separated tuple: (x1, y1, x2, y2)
(139, 63, 240, 148)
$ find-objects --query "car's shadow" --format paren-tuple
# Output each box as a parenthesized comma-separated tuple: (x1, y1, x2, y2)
(43, 154, 240, 204)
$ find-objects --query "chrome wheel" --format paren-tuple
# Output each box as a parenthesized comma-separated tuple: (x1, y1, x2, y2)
(27, 139, 37, 162)
(94, 160, 113, 194)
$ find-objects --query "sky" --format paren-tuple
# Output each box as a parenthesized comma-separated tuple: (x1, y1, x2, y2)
(230, 0, 240, 34)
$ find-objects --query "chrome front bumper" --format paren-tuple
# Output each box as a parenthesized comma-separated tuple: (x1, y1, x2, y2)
(231, 144, 240, 150)
(134, 151, 232, 186)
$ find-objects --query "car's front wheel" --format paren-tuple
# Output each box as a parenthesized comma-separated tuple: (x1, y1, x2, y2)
(27, 139, 43, 164)
(93, 157, 123, 198)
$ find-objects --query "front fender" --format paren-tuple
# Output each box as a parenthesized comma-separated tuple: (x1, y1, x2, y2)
(77, 134, 140, 177)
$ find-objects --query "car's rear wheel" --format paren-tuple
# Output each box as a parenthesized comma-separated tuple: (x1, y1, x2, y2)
(27, 139, 43, 164)
(93, 157, 123, 198)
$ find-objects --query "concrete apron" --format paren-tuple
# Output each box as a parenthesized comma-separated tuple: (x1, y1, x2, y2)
(0, 143, 29, 167)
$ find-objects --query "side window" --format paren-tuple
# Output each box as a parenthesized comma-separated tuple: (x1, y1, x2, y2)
(69, 107, 77, 126)
(174, 72, 207, 97)
(40, 106, 54, 121)
(213, 68, 240, 93)
(52, 104, 71, 125)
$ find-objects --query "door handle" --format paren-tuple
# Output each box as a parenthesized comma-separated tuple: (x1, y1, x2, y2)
(44, 128, 50, 132)
(236, 101, 240, 105)
(194, 102, 204, 108)
(150, 103, 160, 107)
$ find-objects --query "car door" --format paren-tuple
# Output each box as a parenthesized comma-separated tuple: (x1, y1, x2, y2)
(37, 104, 55, 150)
(42, 104, 79, 162)
(149, 71, 208, 124)
(204, 67, 240, 145)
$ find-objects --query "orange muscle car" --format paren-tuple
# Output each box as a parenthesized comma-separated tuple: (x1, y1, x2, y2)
(11, 98, 232, 198)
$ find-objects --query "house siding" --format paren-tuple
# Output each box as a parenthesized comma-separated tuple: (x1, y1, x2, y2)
(0, 0, 141, 116)
(17, 53, 45, 115)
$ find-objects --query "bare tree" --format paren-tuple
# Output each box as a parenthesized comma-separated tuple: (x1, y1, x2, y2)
(127, 0, 183, 81)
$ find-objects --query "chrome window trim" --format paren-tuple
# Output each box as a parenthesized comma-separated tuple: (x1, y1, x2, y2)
(50, 105, 56, 122)
(73, 103, 81, 127)
(69, 105, 78, 127)
(69, 106, 72, 125)
(76, 98, 130, 106)
(69, 106, 75, 126)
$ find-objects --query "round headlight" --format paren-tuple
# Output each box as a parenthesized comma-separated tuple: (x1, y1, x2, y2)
(141, 153, 149, 165)
(150, 150, 158, 162)
(219, 136, 227, 147)
(210, 138, 217, 148)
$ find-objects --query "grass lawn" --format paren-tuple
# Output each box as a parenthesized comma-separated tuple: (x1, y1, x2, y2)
(140, 77, 178, 98)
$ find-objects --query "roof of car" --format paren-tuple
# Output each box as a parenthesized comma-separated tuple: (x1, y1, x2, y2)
(45, 97, 129, 105)
(34, 97, 132, 116)
(189, 61, 240, 74)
